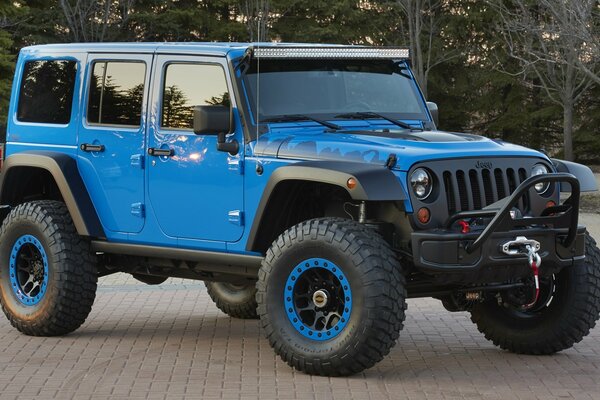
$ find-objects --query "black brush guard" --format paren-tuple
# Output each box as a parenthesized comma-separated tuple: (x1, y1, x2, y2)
(411, 173, 585, 282)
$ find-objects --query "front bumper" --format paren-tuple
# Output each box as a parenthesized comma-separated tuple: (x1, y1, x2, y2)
(411, 173, 585, 283)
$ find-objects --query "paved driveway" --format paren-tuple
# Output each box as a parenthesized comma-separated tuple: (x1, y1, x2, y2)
(0, 216, 599, 399)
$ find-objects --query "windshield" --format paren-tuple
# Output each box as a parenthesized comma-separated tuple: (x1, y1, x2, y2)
(243, 59, 428, 124)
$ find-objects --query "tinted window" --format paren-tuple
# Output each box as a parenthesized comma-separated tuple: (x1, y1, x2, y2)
(161, 64, 230, 129)
(17, 60, 77, 124)
(88, 61, 146, 126)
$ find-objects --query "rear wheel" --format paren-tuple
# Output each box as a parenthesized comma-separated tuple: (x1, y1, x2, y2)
(257, 218, 406, 376)
(205, 281, 258, 319)
(470, 232, 600, 354)
(0, 201, 97, 336)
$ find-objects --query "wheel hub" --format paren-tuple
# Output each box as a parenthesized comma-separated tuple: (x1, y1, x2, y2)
(312, 289, 329, 308)
(32, 260, 44, 279)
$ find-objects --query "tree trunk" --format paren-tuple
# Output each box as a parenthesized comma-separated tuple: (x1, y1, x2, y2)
(563, 58, 575, 161)
(420, 70, 428, 99)
(563, 101, 574, 161)
(400, 0, 427, 97)
(414, 1, 425, 97)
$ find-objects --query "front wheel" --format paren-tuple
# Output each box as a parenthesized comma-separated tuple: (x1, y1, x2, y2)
(256, 218, 407, 376)
(470, 232, 600, 354)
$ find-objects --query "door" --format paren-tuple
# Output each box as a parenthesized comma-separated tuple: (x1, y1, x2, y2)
(77, 54, 152, 234)
(147, 55, 244, 242)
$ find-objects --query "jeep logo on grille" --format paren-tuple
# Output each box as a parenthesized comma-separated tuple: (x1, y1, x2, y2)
(475, 160, 492, 169)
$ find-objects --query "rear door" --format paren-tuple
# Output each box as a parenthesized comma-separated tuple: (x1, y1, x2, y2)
(77, 54, 152, 234)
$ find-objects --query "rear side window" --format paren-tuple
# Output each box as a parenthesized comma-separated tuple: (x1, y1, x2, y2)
(17, 60, 77, 124)
(161, 63, 230, 130)
(87, 61, 146, 127)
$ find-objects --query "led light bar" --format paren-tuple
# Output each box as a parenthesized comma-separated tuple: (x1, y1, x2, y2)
(251, 46, 410, 60)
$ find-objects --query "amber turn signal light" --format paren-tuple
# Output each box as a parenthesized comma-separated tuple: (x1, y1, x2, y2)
(545, 200, 556, 209)
(417, 207, 430, 224)
(347, 177, 357, 189)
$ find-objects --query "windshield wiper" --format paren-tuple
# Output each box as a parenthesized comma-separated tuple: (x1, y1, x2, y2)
(335, 112, 421, 131)
(260, 114, 341, 131)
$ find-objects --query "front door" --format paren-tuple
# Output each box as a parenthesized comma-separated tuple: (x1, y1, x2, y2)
(147, 55, 244, 242)
(77, 54, 152, 234)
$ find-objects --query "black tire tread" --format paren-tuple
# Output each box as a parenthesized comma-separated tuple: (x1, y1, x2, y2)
(256, 217, 407, 376)
(0, 201, 97, 336)
(204, 281, 259, 319)
(470, 232, 600, 354)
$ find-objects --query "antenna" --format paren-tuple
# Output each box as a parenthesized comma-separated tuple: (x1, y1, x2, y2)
(255, 7, 261, 140)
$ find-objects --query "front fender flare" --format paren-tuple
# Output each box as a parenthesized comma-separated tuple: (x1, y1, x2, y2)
(246, 161, 407, 251)
(552, 159, 597, 192)
(0, 151, 105, 238)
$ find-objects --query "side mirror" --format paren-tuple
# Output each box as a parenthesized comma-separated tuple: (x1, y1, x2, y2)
(193, 105, 238, 155)
(193, 105, 231, 135)
(426, 101, 439, 127)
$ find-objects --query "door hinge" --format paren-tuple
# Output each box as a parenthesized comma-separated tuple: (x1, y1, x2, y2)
(228, 210, 244, 226)
(130, 154, 145, 169)
(228, 158, 244, 175)
(131, 203, 145, 218)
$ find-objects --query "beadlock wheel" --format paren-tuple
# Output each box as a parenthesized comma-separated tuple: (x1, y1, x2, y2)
(284, 258, 352, 341)
(257, 218, 407, 376)
(9, 235, 49, 306)
(0, 201, 97, 336)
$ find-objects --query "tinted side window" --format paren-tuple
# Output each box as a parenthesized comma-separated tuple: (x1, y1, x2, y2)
(17, 60, 77, 124)
(88, 61, 146, 127)
(161, 64, 230, 130)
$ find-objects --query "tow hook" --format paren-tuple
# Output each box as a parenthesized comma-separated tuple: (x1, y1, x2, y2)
(501, 236, 542, 309)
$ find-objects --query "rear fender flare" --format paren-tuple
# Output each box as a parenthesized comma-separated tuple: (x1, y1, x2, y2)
(0, 151, 105, 238)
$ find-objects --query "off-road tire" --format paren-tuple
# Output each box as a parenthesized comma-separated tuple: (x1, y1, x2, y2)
(256, 218, 407, 376)
(205, 281, 258, 319)
(470, 232, 600, 354)
(0, 201, 97, 336)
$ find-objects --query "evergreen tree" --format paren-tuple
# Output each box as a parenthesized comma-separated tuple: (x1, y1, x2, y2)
(128, 0, 246, 42)
(0, 0, 597, 161)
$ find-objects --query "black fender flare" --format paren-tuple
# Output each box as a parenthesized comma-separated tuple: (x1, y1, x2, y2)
(246, 161, 407, 251)
(552, 159, 597, 192)
(0, 151, 105, 238)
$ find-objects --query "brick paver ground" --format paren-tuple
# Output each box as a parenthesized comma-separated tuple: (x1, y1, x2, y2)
(0, 215, 599, 399)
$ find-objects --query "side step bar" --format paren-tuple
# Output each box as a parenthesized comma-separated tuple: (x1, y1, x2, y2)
(91, 241, 263, 278)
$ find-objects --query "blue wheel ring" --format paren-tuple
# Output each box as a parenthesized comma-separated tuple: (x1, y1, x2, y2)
(9, 235, 49, 306)
(284, 258, 352, 341)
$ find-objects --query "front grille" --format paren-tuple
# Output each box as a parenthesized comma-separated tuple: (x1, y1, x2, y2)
(442, 167, 529, 214)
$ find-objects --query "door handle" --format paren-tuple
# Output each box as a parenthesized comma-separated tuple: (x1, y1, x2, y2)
(80, 143, 105, 152)
(148, 148, 174, 157)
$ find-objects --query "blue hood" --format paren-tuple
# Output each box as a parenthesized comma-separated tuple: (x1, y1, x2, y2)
(253, 126, 547, 171)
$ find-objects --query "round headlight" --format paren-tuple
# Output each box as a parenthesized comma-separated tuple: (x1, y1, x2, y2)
(531, 164, 550, 193)
(410, 168, 433, 200)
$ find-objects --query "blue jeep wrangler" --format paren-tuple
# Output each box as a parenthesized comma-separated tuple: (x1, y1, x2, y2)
(0, 43, 599, 376)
